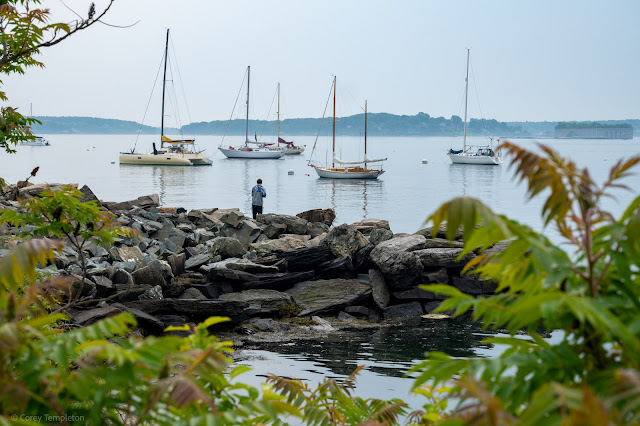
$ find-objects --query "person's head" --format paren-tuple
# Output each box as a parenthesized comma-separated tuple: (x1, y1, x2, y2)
(257, 179, 262, 184)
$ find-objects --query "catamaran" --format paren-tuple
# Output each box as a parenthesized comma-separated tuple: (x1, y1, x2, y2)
(447, 49, 502, 165)
(119, 29, 211, 166)
(218, 66, 284, 159)
(308, 76, 386, 179)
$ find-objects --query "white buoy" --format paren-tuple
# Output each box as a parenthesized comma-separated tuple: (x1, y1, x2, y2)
(422, 159, 428, 164)
(288, 169, 294, 175)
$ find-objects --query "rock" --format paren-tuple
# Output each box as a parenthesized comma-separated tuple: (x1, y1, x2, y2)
(369, 244, 423, 291)
(263, 223, 288, 239)
(156, 221, 186, 250)
(314, 256, 354, 279)
(286, 279, 372, 316)
(250, 235, 308, 257)
(207, 267, 259, 285)
(345, 305, 369, 317)
(416, 224, 464, 241)
(413, 248, 476, 269)
(376, 235, 426, 253)
(369, 269, 390, 309)
(113, 303, 166, 335)
(393, 287, 440, 300)
(110, 246, 146, 269)
(78, 185, 101, 205)
(220, 220, 262, 248)
(419, 238, 465, 249)
(167, 253, 186, 277)
(307, 233, 327, 248)
(106, 194, 160, 212)
(352, 244, 374, 273)
(311, 316, 335, 331)
(158, 315, 193, 336)
(92, 275, 114, 298)
(279, 233, 311, 243)
(383, 302, 423, 319)
(352, 219, 390, 235)
(73, 305, 122, 326)
(112, 261, 137, 273)
(237, 271, 315, 292)
(210, 237, 247, 259)
(131, 260, 173, 288)
(226, 261, 280, 274)
(138, 285, 163, 300)
(322, 224, 369, 258)
(130, 215, 163, 233)
(219, 289, 294, 316)
(179, 287, 208, 300)
(112, 269, 134, 286)
(123, 299, 248, 322)
(184, 253, 213, 270)
(215, 209, 244, 228)
(257, 213, 308, 235)
(276, 246, 335, 272)
(480, 240, 511, 256)
(296, 208, 336, 226)
(451, 276, 485, 295)
(247, 317, 290, 333)
(194, 228, 216, 243)
(420, 268, 449, 284)
(338, 311, 357, 320)
(368, 228, 393, 246)
(306, 222, 329, 238)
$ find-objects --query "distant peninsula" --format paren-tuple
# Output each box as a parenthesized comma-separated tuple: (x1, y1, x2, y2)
(554, 122, 633, 139)
(31, 114, 639, 138)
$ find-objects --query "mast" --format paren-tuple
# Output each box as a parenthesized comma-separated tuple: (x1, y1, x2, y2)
(364, 100, 368, 169)
(160, 29, 169, 148)
(332, 76, 336, 169)
(463, 48, 470, 153)
(277, 82, 280, 146)
(245, 66, 250, 146)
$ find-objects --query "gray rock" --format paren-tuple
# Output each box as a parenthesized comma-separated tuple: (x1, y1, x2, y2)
(322, 224, 369, 258)
(130, 215, 163, 233)
(248, 317, 290, 332)
(112, 303, 165, 335)
(306, 222, 329, 238)
(420, 268, 449, 284)
(376, 235, 426, 252)
(413, 248, 476, 269)
(257, 213, 308, 235)
(263, 223, 287, 239)
(369, 269, 390, 309)
(310, 316, 335, 331)
(92, 275, 114, 298)
(123, 299, 248, 322)
(112, 261, 137, 273)
(393, 287, 441, 300)
(420, 238, 465, 249)
(110, 246, 146, 269)
(352, 218, 390, 235)
(338, 311, 357, 320)
(250, 235, 308, 258)
(167, 253, 186, 277)
(226, 261, 280, 274)
(369, 248, 423, 292)
(220, 220, 263, 248)
(73, 305, 121, 326)
(106, 194, 160, 212)
(353, 244, 374, 272)
(368, 228, 393, 246)
(194, 228, 216, 243)
(219, 289, 294, 316)
(138, 285, 164, 300)
(345, 305, 369, 316)
(184, 253, 212, 270)
(112, 269, 134, 286)
(276, 246, 335, 272)
(286, 279, 372, 316)
(156, 221, 186, 250)
(78, 185, 101, 205)
(179, 287, 208, 300)
(296, 208, 336, 226)
(210, 237, 247, 259)
(451, 276, 485, 295)
(383, 302, 423, 319)
(131, 260, 173, 288)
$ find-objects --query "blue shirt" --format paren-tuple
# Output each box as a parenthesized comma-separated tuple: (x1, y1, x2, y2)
(251, 184, 266, 206)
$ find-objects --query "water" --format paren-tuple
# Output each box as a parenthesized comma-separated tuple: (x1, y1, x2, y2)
(2, 134, 639, 402)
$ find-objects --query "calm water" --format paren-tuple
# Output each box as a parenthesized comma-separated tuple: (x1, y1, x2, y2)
(1, 134, 639, 402)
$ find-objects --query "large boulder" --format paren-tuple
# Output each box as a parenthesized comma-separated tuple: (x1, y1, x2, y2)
(250, 235, 308, 258)
(322, 224, 369, 258)
(368, 228, 393, 246)
(123, 299, 248, 322)
(413, 248, 476, 269)
(369, 269, 390, 309)
(276, 246, 335, 271)
(220, 220, 262, 248)
(383, 302, 423, 320)
(106, 194, 160, 212)
(296, 208, 336, 226)
(131, 260, 174, 288)
(110, 246, 146, 269)
(286, 279, 372, 316)
(210, 237, 246, 259)
(352, 219, 390, 235)
(257, 213, 308, 235)
(219, 289, 294, 316)
(156, 221, 186, 250)
(375, 235, 426, 252)
(370, 236, 426, 291)
(416, 224, 464, 241)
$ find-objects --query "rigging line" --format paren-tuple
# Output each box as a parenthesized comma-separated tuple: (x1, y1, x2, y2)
(166, 55, 184, 136)
(132, 51, 165, 152)
(169, 36, 193, 129)
(220, 68, 248, 147)
(308, 78, 334, 165)
(470, 61, 484, 120)
(259, 85, 278, 141)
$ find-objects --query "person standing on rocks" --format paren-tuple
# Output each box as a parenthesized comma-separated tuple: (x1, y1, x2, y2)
(251, 178, 267, 219)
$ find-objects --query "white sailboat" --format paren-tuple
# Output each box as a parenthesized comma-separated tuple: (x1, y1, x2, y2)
(21, 104, 50, 147)
(218, 66, 284, 159)
(269, 83, 305, 155)
(309, 77, 386, 179)
(447, 49, 502, 166)
(119, 29, 211, 166)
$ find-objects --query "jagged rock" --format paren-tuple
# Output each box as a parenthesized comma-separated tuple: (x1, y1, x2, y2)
(383, 302, 423, 319)
(226, 261, 280, 274)
(194, 228, 216, 243)
(92, 275, 114, 298)
(377, 235, 426, 252)
(167, 253, 186, 277)
(338, 311, 357, 320)
(480, 240, 511, 256)
(106, 194, 160, 212)
(220, 220, 262, 248)
(130, 215, 163, 233)
(236, 271, 315, 292)
(257, 213, 308, 235)
(370, 241, 423, 291)
(112, 269, 134, 286)
(419, 238, 465, 249)
(279, 233, 311, 243)
(276, 246, 335, 272)
(352, 244, 374, 273)
(393, 287, 440, 300)
(416, 224, 464, 241)
(311, 316, 335, 331)
(77, 185, 101, 205)
(219, 289, 294, 316)
(368, 228, 393, 246)
(250, 235, 308, 257)
(322, 224, 369, 258)
(210, 237, 247, 259)
(369, 269, 390, 309)
(113, 303, 165, 335)
(452, 276, 485, 295)
(296, 208, 336, 226)
(86, 241, 109, 258)
(307, 222, 329, 237)
(263, 223, 287, 239)
(179, 287, 208, 300)
(112, 261, 137, 273)
(345, 305, 370, 316)
(138, 285, 163, 300)
(123, 299, 248, 322)
(73, 305, 121, 326)
(110, 246, 146, 269)
(413, 248, 476, 269)
(207, 267, 259, 284)
(131, 260, 173, 288)
(184, 253, 213, 270)
(286, 279, 372, 316)
(156, 221, 186, 250)
(314, 256, 354, 279)
(352, 219, 390, 235)
(215, 209, 244, 228)
(420, 268, 449, 284)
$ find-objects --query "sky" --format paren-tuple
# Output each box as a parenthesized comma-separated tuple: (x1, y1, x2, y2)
(6, 0, 640, 126)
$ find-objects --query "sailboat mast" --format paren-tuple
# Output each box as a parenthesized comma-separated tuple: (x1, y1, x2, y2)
(332, 76, 336, 169)
(364, 100, 367, 169)
(463, 48, 470, 153)
(277, 82, 280, 146)
(160, 29, 169, 147)
(245, 66, 250, 146)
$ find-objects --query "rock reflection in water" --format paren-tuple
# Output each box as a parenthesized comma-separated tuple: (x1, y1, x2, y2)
(244, 318, 496, 379)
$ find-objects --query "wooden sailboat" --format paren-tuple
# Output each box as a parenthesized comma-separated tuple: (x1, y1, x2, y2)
(447, 49, 502, 165)
(119, 29, 211, 166)
(309, 77, 386, 179)
(218, 66, 284, 159)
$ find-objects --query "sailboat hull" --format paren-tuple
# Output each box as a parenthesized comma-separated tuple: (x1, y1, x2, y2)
(312, 166, 384, 179)
(119, 153, 192, 166)
(219, 147, 284, 159)
(448, 153, 502, 165)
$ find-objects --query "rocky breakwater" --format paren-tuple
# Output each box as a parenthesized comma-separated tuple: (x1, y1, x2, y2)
(0, 185, 505, 341)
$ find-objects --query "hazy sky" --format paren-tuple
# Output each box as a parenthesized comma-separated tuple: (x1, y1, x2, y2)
(7, 0, 640, 126)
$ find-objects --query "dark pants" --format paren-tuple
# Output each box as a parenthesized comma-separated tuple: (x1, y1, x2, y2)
(252, 205, 263, 219)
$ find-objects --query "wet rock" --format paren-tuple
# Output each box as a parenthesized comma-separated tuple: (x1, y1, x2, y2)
(286, 278, 372, 316)
(250, 235, 308, 258)
(219, 289, 294, 317)
(352, 219, 390, 235)
(413, 248, 476, 269)
(296, 208, 336, 226)
(138, 285, 163, 300)
(276, 246, 334, 272)
(383, 302, 423, 319)
(322, 224, 369, 258)
(131, 260, 173, 288)
(210, 237, 247, 259)
(369, 269, 390, 309)
(179, 287, 208, 300)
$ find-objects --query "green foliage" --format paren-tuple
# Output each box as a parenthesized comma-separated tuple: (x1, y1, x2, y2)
(411, 141, 640, 423)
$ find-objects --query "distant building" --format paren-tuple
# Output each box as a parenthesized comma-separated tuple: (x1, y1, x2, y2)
(554, 122, 633, 139)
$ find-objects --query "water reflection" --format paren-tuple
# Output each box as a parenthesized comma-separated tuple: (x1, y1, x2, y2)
(245, 319, 496, 378)
(315, 179, 384, 219)
(448, 164, 502, 203)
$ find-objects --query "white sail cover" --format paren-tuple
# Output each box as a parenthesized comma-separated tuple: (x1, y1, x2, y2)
(333, 154, 387, 165)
